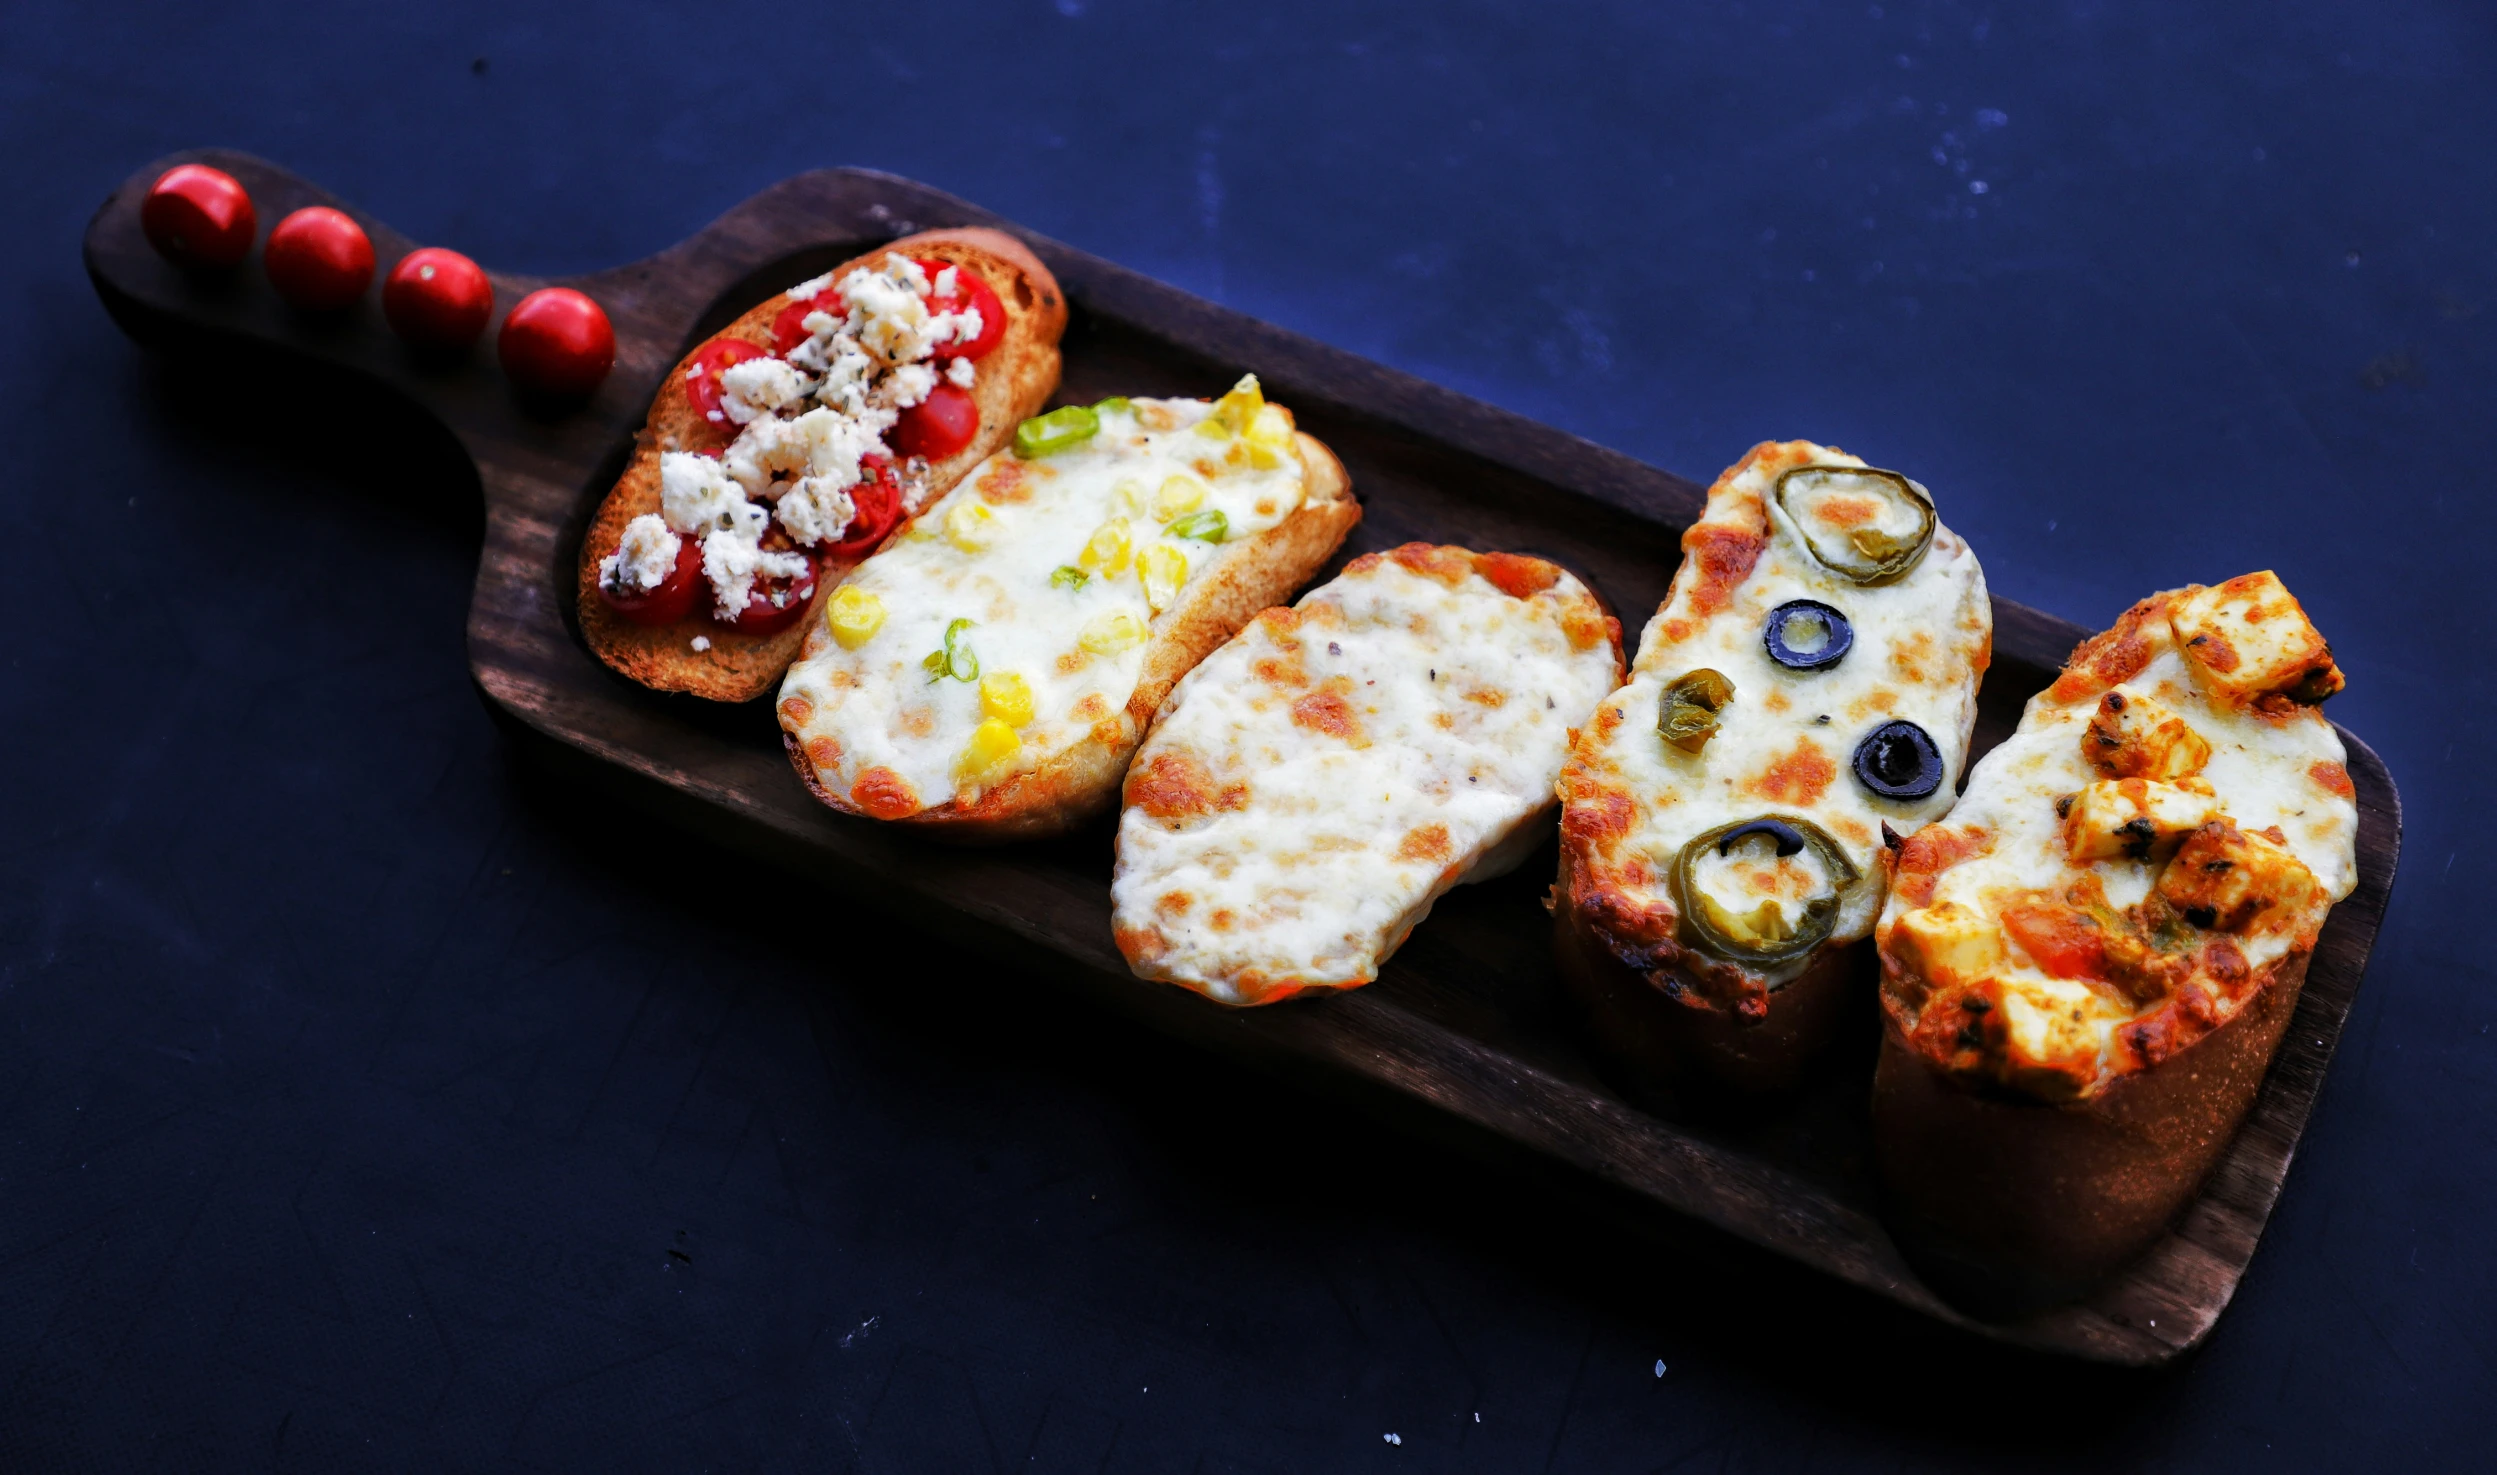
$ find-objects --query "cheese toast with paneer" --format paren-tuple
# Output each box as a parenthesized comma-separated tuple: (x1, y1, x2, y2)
(1112, 544, 1624, 1005)
(776, 376, 1359, 840)
(579, 229, 1066, 703)
(1553, 440, 1993, 1097)
(1871, 570, 2355, 1310)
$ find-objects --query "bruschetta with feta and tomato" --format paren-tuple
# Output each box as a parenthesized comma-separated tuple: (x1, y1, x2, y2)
(1110, 544, 1623, 1005)
(775, 376, 1360, 841)
(1871, 570, 2354, 1312)
(1552, 441, 1992, 1099)
(578, 229, 1066, 702)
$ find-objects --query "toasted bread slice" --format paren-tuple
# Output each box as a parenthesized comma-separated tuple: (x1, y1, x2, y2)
(776, 380, 1360, 842)
(578, 228, 1066, 702)
(1552, 440, 1992, 1099)
(1111, 544, 1625, 1006)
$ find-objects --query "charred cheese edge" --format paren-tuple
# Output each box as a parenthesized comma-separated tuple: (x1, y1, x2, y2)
(1557, 440, 1992, 1012)
(776, 379, 1316, 821)
(1112, 545, 1624, 1005)
(1876, 571, 2356, 1101)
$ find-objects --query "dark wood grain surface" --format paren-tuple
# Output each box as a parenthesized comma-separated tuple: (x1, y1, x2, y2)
(84, 150, 2402, 1366)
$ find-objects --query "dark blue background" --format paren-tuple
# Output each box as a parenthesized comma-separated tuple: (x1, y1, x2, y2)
(5, 1, 2490, 1469)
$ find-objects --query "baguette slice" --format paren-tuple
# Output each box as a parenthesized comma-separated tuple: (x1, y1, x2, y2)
(776, 380, 1360, 842)
(1113, 544, 1624, 1005)
(1553, 440, 1992, 1099)
(1870, 572, 2356, 1312)
(578, 229, 1066, 702)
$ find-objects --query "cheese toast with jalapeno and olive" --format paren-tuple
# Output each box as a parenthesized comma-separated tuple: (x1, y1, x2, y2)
(1552, 440, 1992, 1098)
(1111, 544, 1623, 1006)
(1871, 571, 2353, 1311)
(579, 230, 1067, 703)
(775, 377, 1359, 841)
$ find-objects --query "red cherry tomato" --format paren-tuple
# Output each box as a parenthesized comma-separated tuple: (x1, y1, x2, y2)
(919, 258, 1004, 360)
(596, 528, 702, 626)
(719, 537, 820, 635)
(141, 165, 257, 268)
(262, 206, 374, 310)
(889, 383, 979, 461)
(826, 457, 906, 562)
(383, 247, 494, 348)
(682, 337, 769, 436)
(499, 287, 616, 397)
(771, 288, 846, 353)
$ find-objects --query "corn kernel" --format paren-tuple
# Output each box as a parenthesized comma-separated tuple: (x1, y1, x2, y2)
(1077, 516, 1133, 576)
(1079, 611, 1147, 654)
(1198, 373, 1265, 439)
(956, 718, 1021, 785)
(1110, 477, 1146, 516)
(1246, 404, 1294, 469)
(945, 501, 996, 553)
(979, 671, 1036, 728)
(1154, 475, 1205, 518)
(825, 585, 886, 650)
(1138, 543, 1189, 612)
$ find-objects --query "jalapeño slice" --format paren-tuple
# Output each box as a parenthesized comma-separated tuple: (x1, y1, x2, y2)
(1668, 814, 1861, 965)
(1774, 465, 1938, 586)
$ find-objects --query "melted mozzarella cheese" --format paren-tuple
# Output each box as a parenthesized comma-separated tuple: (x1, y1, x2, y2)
(1569, 441, 1992, 987)
(777, 391, 1308, 816)
(1112, 550, 1622, 1004)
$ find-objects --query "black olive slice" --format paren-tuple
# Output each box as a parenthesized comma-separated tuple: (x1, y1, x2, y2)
(1762, 599, 1853, 671)
(1853, 720, 1945, 800)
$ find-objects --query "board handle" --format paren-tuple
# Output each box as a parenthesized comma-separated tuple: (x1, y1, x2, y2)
(83, 149, 1013, 510)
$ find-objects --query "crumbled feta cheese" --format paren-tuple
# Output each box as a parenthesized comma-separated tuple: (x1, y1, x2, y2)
(946, 356, 977, 389)
(784, 272, 836, 301)
(658, 453, 744, 534)
(690, 635, 712, 652)
(883, 361, 939, 410)
(719, 357, 812, 424)
(929, 305, 983, 351)
(932, 265, 958, 298)
(777, 477, 857, 545)
(840, 255, 941, 365)
(701, 523, 807, 616)
(600, 513, 680, 591)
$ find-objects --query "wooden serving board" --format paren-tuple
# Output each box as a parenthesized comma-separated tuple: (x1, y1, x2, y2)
(86, 151, 2402, 1366)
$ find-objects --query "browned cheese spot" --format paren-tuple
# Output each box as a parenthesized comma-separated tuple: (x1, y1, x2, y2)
(1396, 823, 1453, 864)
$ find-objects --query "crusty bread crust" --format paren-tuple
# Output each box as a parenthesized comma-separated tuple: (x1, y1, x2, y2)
(1871, 947, 2310, 1317)
(577, 229, 1067, 703)
(1551, 850, 1868, 1104)
(779, 431, 1360, 842)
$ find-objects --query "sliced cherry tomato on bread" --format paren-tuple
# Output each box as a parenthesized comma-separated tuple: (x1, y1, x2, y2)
(889, 383, 979, 461)
(596, 530, 702, 626)
(771, 289, 845, 353)
(719, 535, 820, 635)
(919, 257, 1004, 361)
(683, 337, 769, 436)
(826, 457, 906, 562)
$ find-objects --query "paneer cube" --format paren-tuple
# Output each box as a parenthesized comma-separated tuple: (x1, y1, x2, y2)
(1887, 901, 2007, 986)
(2060, 778, 2219, 864)
(2156, 820, 2324, 934)
(2082, 689, 2212, 781)
(2168, 571, 2343, 705)
(1995, 980, 2106, 1102)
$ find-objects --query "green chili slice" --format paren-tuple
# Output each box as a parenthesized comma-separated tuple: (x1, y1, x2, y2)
(1013, 405, 1100, 459)
(1774, 465, 1937, 586)
(1658, 668, 1734, 754)
(1668, 814, 1860, 965)
(1164, 509, 1229, 543)
(923, 617, 979, 683)
(1092, 396, 1133, 417)
(1050, 565, 1090, 591)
